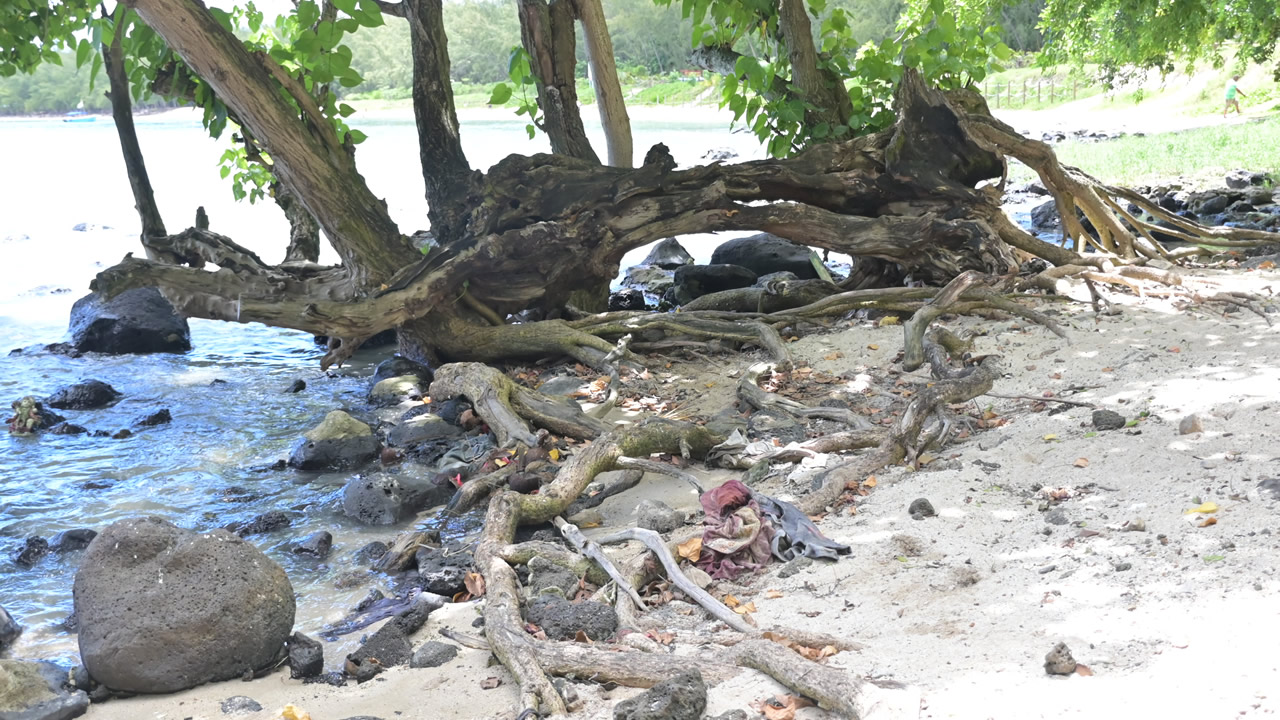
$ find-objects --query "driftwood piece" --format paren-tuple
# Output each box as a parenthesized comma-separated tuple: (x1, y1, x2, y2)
(616, 456, 705, 494)
(564, 467, 643, 517)
(552, 516, 646, 609)
(595, 527, 756, 634)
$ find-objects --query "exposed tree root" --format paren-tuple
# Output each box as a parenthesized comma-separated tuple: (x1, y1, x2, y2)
(462, 410, 886, 716)
(429, 363, 607, 447)
(737, 363, 872, 429)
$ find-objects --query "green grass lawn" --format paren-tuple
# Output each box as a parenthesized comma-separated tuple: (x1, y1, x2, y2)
(1047, 115, 1280, 186)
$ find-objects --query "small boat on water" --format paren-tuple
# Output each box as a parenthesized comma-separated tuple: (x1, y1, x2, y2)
(63, 110, 96, 123)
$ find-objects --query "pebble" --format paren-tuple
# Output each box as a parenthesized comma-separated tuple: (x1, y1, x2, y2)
(908, 498, 936, 520)
(410, 641, 458, 669)
(1122, 518, 1146, 532)
(220, 696, 263, 714)
(1044, 642, 1078, 675)
(1091, 409, 1126, 431)
(1178, 414, 1203, 435)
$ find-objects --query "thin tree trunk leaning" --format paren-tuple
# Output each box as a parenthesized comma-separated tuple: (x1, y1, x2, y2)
(776, 0, 852, 129)
(405, 0, 476, 242)
(518, 0, 599, 163)
(101, 11, 169, 260)
(573, 0, 633, 167)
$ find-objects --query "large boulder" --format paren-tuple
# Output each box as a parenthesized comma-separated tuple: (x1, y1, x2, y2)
(385, 413, 461, 448)
(43, 381, 121, 410)
(670, 264, 757, 304)
(289, 411, 380, 471)
(368, 376, 423, 408)
(640, 238, 695, 269)
(710, 233, 818, 279)
(72, 517, 295, 693)
(0, 659, 89, 720)
(67, 288, 191, 355)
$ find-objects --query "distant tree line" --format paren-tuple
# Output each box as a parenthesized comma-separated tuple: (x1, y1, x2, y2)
(0, 0, 1047, 114)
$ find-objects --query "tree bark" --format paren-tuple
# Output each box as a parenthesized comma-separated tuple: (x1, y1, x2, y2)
(573, 0, 632, 167)
(518, 0, 599, 163)
(776, 0, 852, 129)
(405, 0, 475, 242)
(101, 10, 168, 259)
(127, 0, 414, 287)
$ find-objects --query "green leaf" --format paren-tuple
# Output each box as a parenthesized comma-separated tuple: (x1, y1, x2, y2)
(75, 38, 91, 68)
(992, 42, 1013, 61)
(347, 129, 367, 144)
(338, 103, 356, 117)
(296, 0, 321, 28)
(489, 83, 513, 105)
(525, 123, 536, 139)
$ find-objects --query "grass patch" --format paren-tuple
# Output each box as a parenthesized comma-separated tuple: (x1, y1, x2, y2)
(1050, 114, 1280, 186)
(630, 80, 710, 105)
(981, 64, 1103, 111)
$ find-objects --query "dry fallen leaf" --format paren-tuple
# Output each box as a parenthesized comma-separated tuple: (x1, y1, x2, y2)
(765, 589, 784, 599)
(1075, 664, 1095, 677)
(480, 676, 502, 690)
(1198, 516, 1218, 528)
(750, 694, 817, 720)
(1184, 501, 1220, 515)
(1169, 346, 1181, 353)
(823, 351, 844, 360)
(733, 602, 757, 615)
(1073, 457, 1090, 468)
(723, 594, 740, 608)
(1043, 434, 1060, 442)
(279, 705, 312, 720)
(676, 536, 703, 563)
(548, 448, 561, 461)
(863, 475, 878, 488)
(464, 571, 486, 597)
(1259, 260, 1277, 269)
(867, 344, 879, 350)
(574, 629, 593, 644)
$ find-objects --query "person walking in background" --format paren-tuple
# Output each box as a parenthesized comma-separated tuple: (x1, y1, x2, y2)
(1224, 75, 1247, 117)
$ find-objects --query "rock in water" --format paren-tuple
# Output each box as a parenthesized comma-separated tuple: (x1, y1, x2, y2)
(710, 233, 819, 279)
(372, 356, 434, 386)
(0, 606, 20, 651)
(43, 380, 122, 410)
(289, 410, 381, 471)
(67, 288, 192, 354)
(6, 397, 64, 434)
(0, 659, 90, 720)
(613, 669, 707, 720)
(73, 516, 295, 693)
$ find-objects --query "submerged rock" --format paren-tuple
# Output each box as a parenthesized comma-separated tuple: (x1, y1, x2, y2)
(228, 510, 292, 537)
(67, 288, 191, 355)
(0, 606, 20, 651)
(43, 380, 121, 410)
(289, 411, 381, 471)
(11, 537, 49, 569)
(133, 408, 172, 427)
(710, 233, 818, 279)
(49, 529, 97, 553)
(291, 531, 333, 559)
(0, 659, 90, 720)
(73, 516, 295, 693)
